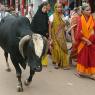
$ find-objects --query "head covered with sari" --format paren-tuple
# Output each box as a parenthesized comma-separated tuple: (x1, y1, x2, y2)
(30, 2, 49, 36)
(53, 3, 65, 29)
(54, 3, 63, 15)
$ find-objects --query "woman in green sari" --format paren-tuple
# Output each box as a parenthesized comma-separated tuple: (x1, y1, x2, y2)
(49, 3, 70, 69)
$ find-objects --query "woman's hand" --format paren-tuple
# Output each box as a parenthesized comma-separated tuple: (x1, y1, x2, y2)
(82, 37, 92, 46)
(72, 39, 76, 45)
(86, 40, 92, 46)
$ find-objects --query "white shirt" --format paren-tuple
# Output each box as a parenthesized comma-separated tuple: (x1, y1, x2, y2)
(27, 6, 34, 17)
(0, 11, 11, 21)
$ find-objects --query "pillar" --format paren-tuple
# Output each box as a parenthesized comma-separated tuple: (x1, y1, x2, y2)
(21, 0, 25, 16)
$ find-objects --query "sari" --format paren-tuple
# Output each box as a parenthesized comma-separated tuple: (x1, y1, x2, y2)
(50, 4, 69, 68)
(75, 15, 95, 75)
(42, 55, 48, 66)
(70, 13, 79, 59)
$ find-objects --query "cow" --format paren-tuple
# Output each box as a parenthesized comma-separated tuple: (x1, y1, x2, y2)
(0, 15, 48, 92)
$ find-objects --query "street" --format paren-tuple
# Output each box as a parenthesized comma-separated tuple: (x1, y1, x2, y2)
(0, 47, 95, 95)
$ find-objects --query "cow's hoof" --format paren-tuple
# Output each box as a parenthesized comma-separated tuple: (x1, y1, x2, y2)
(17, 86, 23, 92)
(6, 68, 11, 72)
(17, 83, 23, 92)
(24, 80, 30, 86)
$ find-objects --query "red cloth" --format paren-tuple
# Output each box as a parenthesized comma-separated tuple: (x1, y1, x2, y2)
(70, 16, 82, 59)
(76, 16, 95, 68)
(21, 0, 24, 16)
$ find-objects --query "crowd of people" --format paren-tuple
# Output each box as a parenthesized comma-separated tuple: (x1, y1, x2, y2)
(0, 1, 95, 80)
(31, 1, 95, 80)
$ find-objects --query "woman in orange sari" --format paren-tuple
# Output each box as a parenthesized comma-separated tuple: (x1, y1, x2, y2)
(75, 3, 95, 79)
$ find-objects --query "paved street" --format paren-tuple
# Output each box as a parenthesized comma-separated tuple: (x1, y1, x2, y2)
(0, 47, 95, 95)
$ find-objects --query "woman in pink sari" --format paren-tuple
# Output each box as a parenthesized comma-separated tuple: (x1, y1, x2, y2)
(70, 7, 82, 62)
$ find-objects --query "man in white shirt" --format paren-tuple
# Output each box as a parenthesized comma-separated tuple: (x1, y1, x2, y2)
(26, 3, 34, 22)
(0, 4, 11, 22)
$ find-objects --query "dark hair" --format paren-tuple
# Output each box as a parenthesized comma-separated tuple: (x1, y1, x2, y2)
(81, 3, 90, 11)
(74, 6, 81, 13)
(36, 1, 49, 14)
(42, 1, 49, 5)
(30, 2, 49, 36)
(39, 1, 49, 9)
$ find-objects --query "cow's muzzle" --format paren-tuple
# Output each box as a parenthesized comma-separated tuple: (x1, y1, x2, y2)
(33, 65, 42, 72)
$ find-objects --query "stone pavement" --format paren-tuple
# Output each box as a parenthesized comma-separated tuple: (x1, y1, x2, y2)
(0, 47, 95, 95)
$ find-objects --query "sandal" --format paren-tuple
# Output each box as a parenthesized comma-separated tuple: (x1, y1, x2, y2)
(75, 73, 94, 79)
(74, 72, 88, 78)
(63, 67, 70, 70)
(75, 73, 82, 78)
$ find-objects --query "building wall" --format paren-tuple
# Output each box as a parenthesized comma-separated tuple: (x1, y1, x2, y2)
(32, 0, 42, 14)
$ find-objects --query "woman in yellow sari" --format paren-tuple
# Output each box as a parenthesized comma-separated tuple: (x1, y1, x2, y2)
(49, 3, 69, 69)
(75, 3, 95, 79)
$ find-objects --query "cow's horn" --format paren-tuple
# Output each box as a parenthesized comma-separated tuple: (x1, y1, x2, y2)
(19, 35, 31, 58)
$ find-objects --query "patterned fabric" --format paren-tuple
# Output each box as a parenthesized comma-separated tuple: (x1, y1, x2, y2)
(50, 3, 69, 68)
(70, 13, 79, 59)
(70, 12, 79, 37)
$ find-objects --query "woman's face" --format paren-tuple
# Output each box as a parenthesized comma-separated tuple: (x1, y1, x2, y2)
(83, 6, 91, 16)
(57, 3, 62, 13)
(47, 4, 51, 12)
(42, 5, 47, 13)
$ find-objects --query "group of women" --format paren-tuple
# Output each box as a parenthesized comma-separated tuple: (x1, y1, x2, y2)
(30, 2, 95, 80)
(70, 3, 95, 80)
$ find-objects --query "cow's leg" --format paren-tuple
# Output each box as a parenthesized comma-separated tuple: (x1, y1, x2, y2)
(10, 55, 23, 92)
(14, 64, 23, 92)
(24, 67, 35, 86)
(4, 51, 11, 72)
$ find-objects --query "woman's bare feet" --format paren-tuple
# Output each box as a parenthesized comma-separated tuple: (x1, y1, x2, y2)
(89, 75, 95, 80)
(54, 63, 60, 69)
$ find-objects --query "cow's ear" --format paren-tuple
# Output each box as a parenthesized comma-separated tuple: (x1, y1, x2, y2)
(19, 35, 31, 58)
